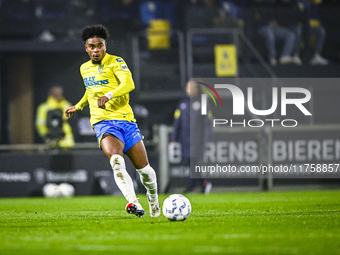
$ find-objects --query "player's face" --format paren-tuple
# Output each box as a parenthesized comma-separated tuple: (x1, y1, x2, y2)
(85, 37, 107, 64)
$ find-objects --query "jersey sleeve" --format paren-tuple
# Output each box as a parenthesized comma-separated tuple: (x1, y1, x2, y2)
(75, 90, 89, 110)
(111, 58, 135, 97)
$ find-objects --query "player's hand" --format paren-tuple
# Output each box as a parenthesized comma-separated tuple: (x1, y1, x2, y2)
(65, 106, 77, 118)
(98, 96, 109, 109)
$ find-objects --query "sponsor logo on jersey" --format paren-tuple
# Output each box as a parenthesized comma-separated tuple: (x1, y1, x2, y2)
(121, 63, 129, 71)
(98, 64, 105, 73)
(83, 76, 109, 87)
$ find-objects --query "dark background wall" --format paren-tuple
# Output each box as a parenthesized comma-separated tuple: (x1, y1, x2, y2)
(1, 0, 340, 145)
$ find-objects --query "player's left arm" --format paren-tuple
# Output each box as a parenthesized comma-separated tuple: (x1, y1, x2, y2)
(98, 59, 135, 109)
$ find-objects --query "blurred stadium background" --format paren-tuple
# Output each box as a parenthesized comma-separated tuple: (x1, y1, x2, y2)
(0, 0, 340, 197)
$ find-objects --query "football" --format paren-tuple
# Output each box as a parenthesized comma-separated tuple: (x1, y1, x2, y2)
(42, 183, 61, 198)
(162, 194, 191, 221)
(58, 183, 75, 197)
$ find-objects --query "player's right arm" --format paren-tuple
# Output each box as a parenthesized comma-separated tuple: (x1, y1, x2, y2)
(65, 91, 89, 118)
(65, 106, 77, 119)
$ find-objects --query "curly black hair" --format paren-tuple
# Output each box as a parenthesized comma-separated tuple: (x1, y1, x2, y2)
(81, 24, 109, 41)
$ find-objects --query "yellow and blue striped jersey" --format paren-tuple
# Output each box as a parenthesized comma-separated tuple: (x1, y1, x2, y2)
(75, 53, 136, 126)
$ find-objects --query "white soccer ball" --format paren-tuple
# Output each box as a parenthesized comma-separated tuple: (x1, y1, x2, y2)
(58, 183, 75, 197)
(162, 194, 191, 221)
(42, 183, 61, 198)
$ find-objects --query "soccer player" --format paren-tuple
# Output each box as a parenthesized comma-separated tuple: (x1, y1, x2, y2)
(65, 24, 160, 218)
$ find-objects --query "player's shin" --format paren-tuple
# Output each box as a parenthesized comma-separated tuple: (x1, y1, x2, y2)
(136, 164, 158, 202)
(110, 154, 138, 203)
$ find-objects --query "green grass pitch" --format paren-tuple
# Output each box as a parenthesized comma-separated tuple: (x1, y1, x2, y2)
(0, 190, 339, 255)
